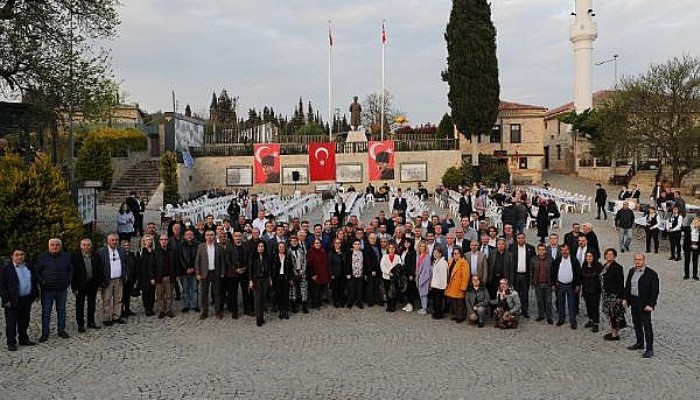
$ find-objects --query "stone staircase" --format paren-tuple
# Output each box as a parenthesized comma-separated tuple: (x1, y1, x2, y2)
(101, 159, 161, 204)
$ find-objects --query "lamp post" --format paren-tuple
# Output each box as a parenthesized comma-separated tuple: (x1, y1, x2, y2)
(595, 54, 619, 89)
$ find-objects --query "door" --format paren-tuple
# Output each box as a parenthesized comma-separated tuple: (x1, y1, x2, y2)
(544, 146, 550, 170)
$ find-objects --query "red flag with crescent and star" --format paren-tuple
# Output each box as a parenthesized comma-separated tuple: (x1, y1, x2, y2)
(309, 142, 336, 182)
(368, 140, 395, 181)
(253, 143, 281, 184)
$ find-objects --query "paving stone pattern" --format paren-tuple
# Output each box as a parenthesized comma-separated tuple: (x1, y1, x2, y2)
(2, 175, 700, 399)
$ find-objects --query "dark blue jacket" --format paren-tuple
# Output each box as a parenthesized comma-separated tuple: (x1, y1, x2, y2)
(35, 251, 73, 291)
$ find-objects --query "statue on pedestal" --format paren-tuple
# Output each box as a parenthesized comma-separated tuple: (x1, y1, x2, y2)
(349, 96, 362, 130)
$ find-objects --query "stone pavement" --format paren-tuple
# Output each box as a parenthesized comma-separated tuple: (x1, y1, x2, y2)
(3, 175, 700, 399)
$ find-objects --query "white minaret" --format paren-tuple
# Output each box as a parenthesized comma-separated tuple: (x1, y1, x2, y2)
(569, 0, 598, 113)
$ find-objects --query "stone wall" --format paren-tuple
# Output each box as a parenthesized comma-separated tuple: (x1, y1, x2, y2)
(178, 150, 463, 198)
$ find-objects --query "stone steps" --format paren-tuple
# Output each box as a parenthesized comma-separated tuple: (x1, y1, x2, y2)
(101, 159, 162, 204)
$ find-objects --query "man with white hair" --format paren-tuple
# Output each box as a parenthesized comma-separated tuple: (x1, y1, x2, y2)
(96, 233, 128, 326)
(35, 238, 74, 342)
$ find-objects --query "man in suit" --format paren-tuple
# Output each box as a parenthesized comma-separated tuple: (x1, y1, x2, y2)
(552, 244, 582, 329)
(467, 240, 489, 287)
(1, 248, 39, 351)
(195, 230, 224, 319)
(546, 233, 562, 262)
(594, 183, 608, 220)
(458, 190, 472, 219)
(96, 233, 128, 326)
(392, 189, 408, 218)
(563, 223, 583, 254)
(623, 253, 659, 358)
(530, 243, 554, 324)
(508, 233, 536, 318)
(488, 239, 513, 300)
(71, 239, 103, 332)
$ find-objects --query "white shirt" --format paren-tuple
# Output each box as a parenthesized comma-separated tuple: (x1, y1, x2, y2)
(278, 255, 286, 275)
(252, 217, 267, 233)
(109, 248, 122, 279)
(558, 256, 574, 284)
(207, 244, 216, 271)
(430, 258, 448, 290)
(517, 245, 526, 273)
(576, 246, 586, 266)
(470, 252, 479, 275)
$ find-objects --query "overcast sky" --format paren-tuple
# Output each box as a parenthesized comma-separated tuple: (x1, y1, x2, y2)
(111, 0, 700, 124)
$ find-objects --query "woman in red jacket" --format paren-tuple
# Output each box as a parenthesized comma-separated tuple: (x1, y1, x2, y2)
(307, 239, 330, 309)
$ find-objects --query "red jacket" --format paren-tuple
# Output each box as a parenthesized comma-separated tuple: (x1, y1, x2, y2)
(307, 247, 330, 285)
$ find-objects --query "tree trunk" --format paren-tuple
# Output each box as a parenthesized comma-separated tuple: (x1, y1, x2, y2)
(672, 162, 681, 187)
(471, 137, 479, 166)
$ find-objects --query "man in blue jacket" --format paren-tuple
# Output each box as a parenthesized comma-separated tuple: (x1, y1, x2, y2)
(1, 247, 40, 351)
(35, 238, 74, 342)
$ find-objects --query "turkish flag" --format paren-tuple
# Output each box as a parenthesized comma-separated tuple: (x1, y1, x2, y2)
(368, 140, 395, 181)
(309, 142, 336, 181)
(253, 143, 281, 184)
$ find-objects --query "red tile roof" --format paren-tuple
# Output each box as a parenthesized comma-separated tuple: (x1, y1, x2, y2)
(545, 90, 615, 118)
(499, 100, 547, 112)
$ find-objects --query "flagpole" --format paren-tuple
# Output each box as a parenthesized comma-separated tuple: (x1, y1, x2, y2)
(381, 20, 386, 141)
(328, 20, 333, 141)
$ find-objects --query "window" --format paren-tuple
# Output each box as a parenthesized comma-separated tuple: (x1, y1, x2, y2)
(519, 157, 528, 169)
(556, 145, 561, 161)
(510, 124, 521, 143)
(490, 125, 501, 143)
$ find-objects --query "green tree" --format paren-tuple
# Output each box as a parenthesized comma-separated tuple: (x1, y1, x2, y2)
(442, 166, 466, 190)
(0, 154, 84, 262)
(75, 136, 113, 188)
(436, 113, 454, 138)
(160, 151, 180, 207)
(592, 55, 700, 185)
(443, 0, 500, 166)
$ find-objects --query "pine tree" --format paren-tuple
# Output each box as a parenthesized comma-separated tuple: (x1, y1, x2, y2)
(436, 113, 454, 139)
(0, 154, 84, 262)
(160, 151, 180, 207)
(307, 101, 314, 124)
(75, 136, 114, 189)
(443, 0, 500, 165)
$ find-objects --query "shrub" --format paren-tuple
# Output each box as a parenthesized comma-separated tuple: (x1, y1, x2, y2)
(77, 127, 148, 157)
(76, 136, 114, 188)
(160, 151, 180, 207)
(442, 166, 465, 190)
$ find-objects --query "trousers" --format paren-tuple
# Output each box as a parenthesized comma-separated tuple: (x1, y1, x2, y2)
(102, 278, 123, 321)
(630, 296, 654, 351)
(4, 296, 32, 346)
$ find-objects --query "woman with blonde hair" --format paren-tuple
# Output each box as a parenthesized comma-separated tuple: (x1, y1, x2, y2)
(136, 234, 157, 316)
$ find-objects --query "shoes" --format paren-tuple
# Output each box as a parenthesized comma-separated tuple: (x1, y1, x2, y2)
(357, 303, 364, 310)
(114, 318, 126, 324)
(455, 318, 465, 324)
(418, 309, 428, 315)
(595, 217, 600, 220)
(642, 350, 654, 359)
(216, 313, 223, 320)
(535, 316, 544, 322)
(123, 310, 135, 317)
(604, 334, 620, 341)
(684, 276, 690, 280)
(584, 321, 594, 328)
(78, 326, 86, 333)
(87, 323, 101, 330)
(58, 331, 70, 339)
(19, 340, 36, 346)
(592, 324, 599, 333)
(256, 320, 264, 327)
(477, 322, 484, 328)
(232, 313, 238, 319)
(302, 303, 309, 314)
(193, 308, 202, 313)
(103, 320, 114, 327)
(522, 313, 530, 319)
(158, 312, 166, 319)
(38, 335, 48, 343)
(627, 343, 644, 350)
(167, 311, 175, 318)
(403, 303, 413, 312)
(556, 320, 565, 326)
(694, 276, 700, 281)
(625, 246, 630, 252)
(547, 319, 554, 325)
(668, 256, 676, 261)
(675, 257, 681, 261)
(181, 307, 190, 313)
(199, 313, 208, 320)
(621, 249, 625, 253)
(175, 295, 182, 301)
(570, 323, 577, 330)
(8, 344, 18, 351)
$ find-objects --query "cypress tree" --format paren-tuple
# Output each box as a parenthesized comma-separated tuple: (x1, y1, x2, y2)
(442, 0, 500, 165)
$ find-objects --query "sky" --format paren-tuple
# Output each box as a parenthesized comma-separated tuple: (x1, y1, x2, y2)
(110, 0, 700, 125)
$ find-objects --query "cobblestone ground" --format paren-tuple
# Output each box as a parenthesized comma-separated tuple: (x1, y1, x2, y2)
(2, 175, 700, 399)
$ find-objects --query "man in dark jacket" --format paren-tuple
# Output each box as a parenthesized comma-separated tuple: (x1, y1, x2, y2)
(508, 233, 536, 318)
(530, 244, 554, 324)
(615, 201, 635, 252)
(551, 244, 582, 329)
(179, 229, 200, 313)
(96, 234, 128, 326)
(458, 190, 472, 219)
(500, 201, 517, 231)
(35, 238, 74, 341)
(1, 248, 40, 351)
(71, 239, 103, 332)
(594, 183, 608, 220)
(623, 253, 659, 358)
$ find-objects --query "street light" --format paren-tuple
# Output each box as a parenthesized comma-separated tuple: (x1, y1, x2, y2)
(595, 54, 619, 89)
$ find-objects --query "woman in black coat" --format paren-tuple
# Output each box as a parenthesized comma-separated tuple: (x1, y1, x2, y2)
(581, 251, 603, 333)
(271, 242, 294, 319)
(136, 234, 157, 317)
(248, 241, 270, 327)
(601, 248, 626, 340)
(536, 200, 550, 244)
(401, 239, 417, 311)
(328, 238, 346, 308)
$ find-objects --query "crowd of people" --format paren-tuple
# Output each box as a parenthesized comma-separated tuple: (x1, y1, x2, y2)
(1, 185, 669, 359)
